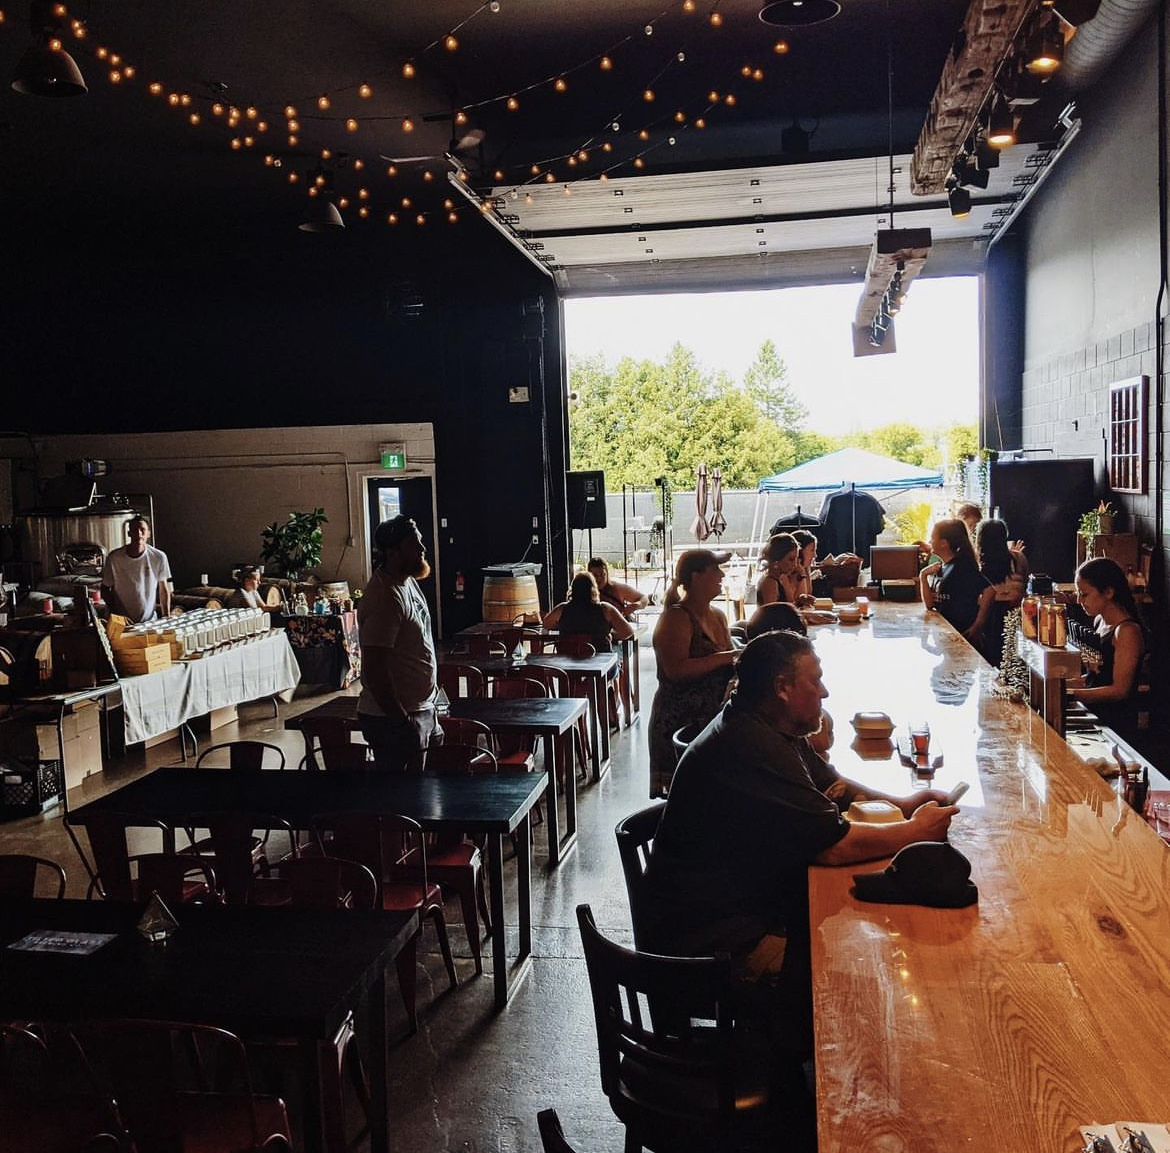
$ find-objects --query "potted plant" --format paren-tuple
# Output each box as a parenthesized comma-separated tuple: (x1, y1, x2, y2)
(1078, 500, 1116, 540)
(260, 508, 328, 580)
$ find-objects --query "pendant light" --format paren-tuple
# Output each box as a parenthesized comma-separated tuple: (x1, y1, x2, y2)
(10, 1, 87, 97)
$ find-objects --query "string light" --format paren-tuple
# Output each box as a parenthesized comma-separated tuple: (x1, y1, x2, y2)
(554, 77, 567, 92)
(448, 211, 458, 222)
(416, 213, 426, 225)
(444, 34, 458, 50)
(600, 55, 613, 70)
(455, 109, 468, 125)
(387, 212, 399, 224)
(386, 164, 398, 177)
(709, 11, 722, 26)
(353, 158, 364, 170)
(773, 39, 789, 53)
(507, 95, 520, 111)
(317, 94, 330, 110)
(358, 83, 372, 98)
(245, 106, 257, 119)
(284, 105, 297, 118)
(288, 172, 299, 184)
(643, 88, 654, 101)
(345, 118, 359, 132)
(148, 82, 162, 95)
(358, 205, 369, 218)
(401, 117, 414, 132)
(287, 119, 299, 132)
(402, 62, 415, 78)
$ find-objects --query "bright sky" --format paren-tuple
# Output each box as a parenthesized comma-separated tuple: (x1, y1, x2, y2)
(565, 278, 980, 436)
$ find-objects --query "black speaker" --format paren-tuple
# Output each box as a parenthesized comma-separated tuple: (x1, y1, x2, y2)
(567, 470, 607, 529)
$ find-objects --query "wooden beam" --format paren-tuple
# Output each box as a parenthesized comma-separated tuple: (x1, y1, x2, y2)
(854, 227, 932, 327)
(911, 0, 1035, 195)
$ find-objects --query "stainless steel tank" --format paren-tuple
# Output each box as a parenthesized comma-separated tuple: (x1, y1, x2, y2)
(19, 510, 143, 580)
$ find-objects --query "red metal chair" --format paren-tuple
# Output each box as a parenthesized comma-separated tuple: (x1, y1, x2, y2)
(296, 716, 369, 770)
(437, 663, 485, 700)
(0, 1022, 125, 1153)
(490, 676, 548, 771)
(423, 743, 500, 974)
(313, 812, 458, 1033)
(181, 812, 298, 905)
(509, 664, 591, 782)
(438, 715, 493, 748)
(69, 1019, 292, 1153)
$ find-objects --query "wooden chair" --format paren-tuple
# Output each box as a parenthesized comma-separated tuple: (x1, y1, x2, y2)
(438, 663, 485, 700)
(423, 743, 499, 973)
(0, 853, 67, 899)
(537, 1108, 586, 1153)
(194, 741, 287, 772)
(313, 812, 458, 1033)
(576, 904, 773, 1153)
(0, 1022, 125, 1153)
(68, 1019, 292, 1153)
(613, 803, 666, 949)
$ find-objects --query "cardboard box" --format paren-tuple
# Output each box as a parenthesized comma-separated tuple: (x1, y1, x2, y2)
(870, 545, 920, 581)
(115, 643, 172, 675)
(1, 702, 103, 794)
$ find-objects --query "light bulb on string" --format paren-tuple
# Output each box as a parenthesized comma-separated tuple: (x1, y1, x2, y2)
(531, 163, 541, 175)
(353, 158, 364, 170)
(245, 106, 257, 119)
(600, 55, 613, 70)
(402, 117, 414, 132)
(288, 172, 299, 183)
(638, 128, 650, 140)
(695, 117, 706, 128)
(402, 61, 415, 78)
(644, 23, 654, 35)
(123, 66, 135, 79)
(752, 68, 764, 80)
(358, 187, 369, 199)
(106, 70, 120, 84)
(284, 105, 297, 118)
(599, 172, 608, 182)
(321, 149, 332, 159)
(337, 197, 349, 209)
(634, 156, 644, 168)
(489, 0, 500, 10)
(707, 90, 719, 102)
(358, 206, 369, 218)
(287, 119, 299, 132)
(567, 156, 577, 167)
(445, 34, 458, 50)
(386, 164, 398, 177)
(507, 95, 519, 110)
(149, 82, 162, 95)
(288, 134, 298, 146)
(773, 39, 789, 53)
(724, 93, 736, 105)
(96, 46, 107, 59)
(674, 110, 686, 122)
(683, 0, 696, 10)
(188, 112, 200, 125)
(494, 169, 505, 180)
(741, 65, 752, 77)
(401, 196, 412, 208)
(455, 109, 468, 125)
(257, 121, 268, 132)
(602, 141, 613, 152)
(643, 88, 654, 101)
(545, 171, 556, 182)
(359, 83, 372, 98)
(709, 11, 723, 25)
(611, 121, 620, 132)
(346, 118, 359, 132)
(317, 94, 330, 110)
(387, 212, 398, 224)
(448, 211, 458, 223)
(578, 150, 588, 161)
(416, 213, 426, 225)
(423, 170, 434, 182)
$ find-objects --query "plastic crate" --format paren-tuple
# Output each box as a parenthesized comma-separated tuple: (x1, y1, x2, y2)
(0, 758, 63, 820)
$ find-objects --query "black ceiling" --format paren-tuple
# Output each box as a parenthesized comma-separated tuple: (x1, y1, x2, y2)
(0, 0, 971, 227)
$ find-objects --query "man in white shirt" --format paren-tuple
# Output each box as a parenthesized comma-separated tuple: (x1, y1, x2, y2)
(101, 515, 172, 623)
(357, 515, 440, 771)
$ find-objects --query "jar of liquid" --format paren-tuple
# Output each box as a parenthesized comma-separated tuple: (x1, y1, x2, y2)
(1021, 596, 1039, 639)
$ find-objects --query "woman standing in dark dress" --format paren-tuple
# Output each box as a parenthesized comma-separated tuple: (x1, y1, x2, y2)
(919, 518, 989, 639)
(967, 519, 1025, 665)
(648, 549, 736, 797)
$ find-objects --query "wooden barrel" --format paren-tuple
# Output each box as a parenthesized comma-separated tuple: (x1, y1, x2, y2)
(482, 574, 540, 624)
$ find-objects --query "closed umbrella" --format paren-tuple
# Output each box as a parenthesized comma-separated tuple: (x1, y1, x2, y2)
(691, 463, 710, 542)
(709, 467, 726, 539)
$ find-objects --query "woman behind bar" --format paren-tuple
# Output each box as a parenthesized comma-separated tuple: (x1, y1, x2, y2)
(542, 571, 634, 654)
(789, 529, 819, 605)
(1067, 557, 1147, 739)
(967, 519, 1025, 665)
(755, 533, 801, 607)
(919, 518, 989, 639)
(648, 549, 736, 797)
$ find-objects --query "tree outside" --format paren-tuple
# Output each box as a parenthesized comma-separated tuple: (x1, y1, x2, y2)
(568, 340, 976, 490)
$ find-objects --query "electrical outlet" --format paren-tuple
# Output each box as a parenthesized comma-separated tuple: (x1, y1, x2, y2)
(532, 534, 540, 545)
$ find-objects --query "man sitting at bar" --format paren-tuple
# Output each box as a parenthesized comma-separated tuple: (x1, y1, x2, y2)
(641, 629, 956, 1063)
(357, 516, 440, 772)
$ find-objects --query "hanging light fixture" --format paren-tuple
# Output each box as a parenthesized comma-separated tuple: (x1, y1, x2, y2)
(986, 94, 1017, 148)
(759, 0, 841, 26)
(947, 182, 972, 219)
(11, 0, 87, 97)
(299, 165, 345, 231)
(1026, 14, 1063, 75)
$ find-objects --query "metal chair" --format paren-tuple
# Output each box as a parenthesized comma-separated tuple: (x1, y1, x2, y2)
(296, 716, 368, 770)
(671, 721, 707, 762)
(613, 803, 666, 949)
(438, 715, 493, 748)
(0, 1022, 125, 1153)
(69, 1019, 292, 1153)
(313, 812, 458, 1033)
(194, 741, 287, 772)
(0, 853, 67, 899)
(537, 1109, 581, 1153)
(490, 677, 549, 770)
(576, 903, 773, 1153)
(438, 663, 485, 700)
(181, 811, 298, 905)
(423, 743, 499, 973)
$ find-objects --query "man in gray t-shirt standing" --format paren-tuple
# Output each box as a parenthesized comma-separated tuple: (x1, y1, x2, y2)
(357, 515, 440, 771)
(101, 515, 172, 623)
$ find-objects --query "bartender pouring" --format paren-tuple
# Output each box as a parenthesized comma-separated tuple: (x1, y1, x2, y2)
(101, 515, 172, 623)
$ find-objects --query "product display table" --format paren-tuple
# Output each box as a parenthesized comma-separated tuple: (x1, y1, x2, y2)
(118, 630, 300, 746)
(283, 611, 360, 690)
(808, 603, 1170, 1151)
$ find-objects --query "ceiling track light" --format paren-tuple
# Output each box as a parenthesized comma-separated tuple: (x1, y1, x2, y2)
(948, 183, 972, 218)
(853, 231, 930, 357)
(1026, 14, 1064, 74)
(11, 0, 87, 96)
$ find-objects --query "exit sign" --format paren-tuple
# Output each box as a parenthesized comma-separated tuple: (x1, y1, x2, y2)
(380, 444, 407, 470)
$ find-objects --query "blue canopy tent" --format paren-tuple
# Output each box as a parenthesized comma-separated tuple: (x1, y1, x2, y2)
(750, 448, 943, 555)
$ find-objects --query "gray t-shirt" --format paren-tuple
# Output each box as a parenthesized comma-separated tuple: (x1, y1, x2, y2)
(356, 570, 437, 715)
(101, 544, 171, 623)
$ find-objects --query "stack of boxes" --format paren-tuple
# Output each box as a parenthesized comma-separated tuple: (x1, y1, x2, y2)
(106, 615, 172, 677)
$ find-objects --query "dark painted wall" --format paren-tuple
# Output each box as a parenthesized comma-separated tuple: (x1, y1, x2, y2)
(0, 192, 571, 635)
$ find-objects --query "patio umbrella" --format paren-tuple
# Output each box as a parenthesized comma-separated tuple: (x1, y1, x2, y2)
(709, 467, 727, 539)
(691, 463, 710, 541)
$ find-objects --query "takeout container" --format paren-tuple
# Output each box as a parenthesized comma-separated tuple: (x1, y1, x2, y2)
(845, 800, 905, 824)
(837, 603, 862, 624)
(851, 711, 895, 740)
(881, 579, 918, 602)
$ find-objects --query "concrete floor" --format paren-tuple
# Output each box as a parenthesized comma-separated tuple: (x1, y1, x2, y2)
(0, 640, 662, 1153)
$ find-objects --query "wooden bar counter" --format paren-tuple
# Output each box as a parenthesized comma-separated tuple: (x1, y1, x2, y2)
(808, 602, 1170, 1152)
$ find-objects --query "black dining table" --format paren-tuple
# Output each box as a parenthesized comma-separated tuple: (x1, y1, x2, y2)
(447, 651, 619, 780)
(447, 695, 587, 866)
(0, 897, 415, 1153)
(66, 766, 547, 1011)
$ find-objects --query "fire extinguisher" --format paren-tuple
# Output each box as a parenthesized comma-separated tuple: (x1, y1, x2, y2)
(454, 570, 465, 600)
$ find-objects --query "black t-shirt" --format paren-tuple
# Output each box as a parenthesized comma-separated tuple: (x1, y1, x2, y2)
(641, 698, 849, 958)
(933, 561, 989, 634)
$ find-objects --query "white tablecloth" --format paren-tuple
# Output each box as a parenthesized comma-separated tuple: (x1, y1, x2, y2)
(119, 632, 301, 745)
